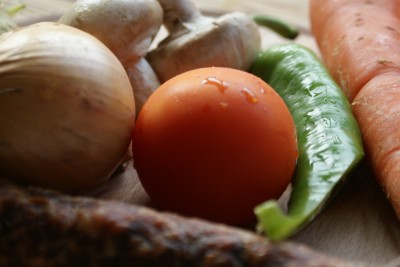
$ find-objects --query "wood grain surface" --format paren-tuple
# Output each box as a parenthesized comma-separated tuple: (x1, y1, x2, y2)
(8, 0, 400, 265)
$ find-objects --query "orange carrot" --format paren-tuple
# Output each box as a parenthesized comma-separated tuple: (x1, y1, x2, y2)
(310, 0, 400, 218)
(310, 0, 400, 101)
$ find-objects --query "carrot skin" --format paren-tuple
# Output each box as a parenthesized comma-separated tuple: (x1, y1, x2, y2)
(310, 0, 400, 218)
(310, 0, 400, 101)
(352, 72, 400, 216)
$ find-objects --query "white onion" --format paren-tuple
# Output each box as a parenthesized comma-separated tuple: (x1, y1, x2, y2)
(0, 22, 136, 194)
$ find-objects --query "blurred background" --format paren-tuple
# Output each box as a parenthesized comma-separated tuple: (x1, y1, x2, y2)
(12, 0, 316, 52)
(14, 0, 309, 26)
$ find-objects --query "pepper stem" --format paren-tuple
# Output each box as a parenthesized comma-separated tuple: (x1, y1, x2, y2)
(252, 14, 299, 39)
(254, 200, 305, 241)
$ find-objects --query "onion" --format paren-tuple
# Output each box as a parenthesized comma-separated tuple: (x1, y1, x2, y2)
(0, 22, 136, 194)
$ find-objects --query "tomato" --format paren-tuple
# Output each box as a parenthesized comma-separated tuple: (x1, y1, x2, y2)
(132, 67, 297, 225)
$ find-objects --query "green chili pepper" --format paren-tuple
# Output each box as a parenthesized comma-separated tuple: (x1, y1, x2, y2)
(249, 43, 364, 241)
(252, 14, 299, 40)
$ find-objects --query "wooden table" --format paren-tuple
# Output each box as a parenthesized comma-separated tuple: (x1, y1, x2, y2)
(10, 0, 400, 265)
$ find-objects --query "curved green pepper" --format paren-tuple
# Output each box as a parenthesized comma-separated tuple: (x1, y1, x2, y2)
(250, 43, 364, 241)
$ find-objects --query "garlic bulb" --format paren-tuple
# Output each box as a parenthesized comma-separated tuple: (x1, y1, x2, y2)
(0, 22, 136, 194)
(59, 0, 163, 115)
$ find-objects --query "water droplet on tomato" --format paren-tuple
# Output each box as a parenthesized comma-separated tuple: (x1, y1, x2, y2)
(219, 102, 229, 109)
(241, 87, 258, 103)
(202, 77, 229, 93)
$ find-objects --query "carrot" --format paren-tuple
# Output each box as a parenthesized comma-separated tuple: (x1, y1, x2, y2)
(310, 0, 400, 218)
(310, 0, 400, 101)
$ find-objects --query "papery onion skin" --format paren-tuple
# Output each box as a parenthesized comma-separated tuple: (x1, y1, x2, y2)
(0, 22, 136, 194)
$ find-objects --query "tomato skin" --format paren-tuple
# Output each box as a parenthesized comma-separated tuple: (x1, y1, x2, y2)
(132, 67, 297, 225)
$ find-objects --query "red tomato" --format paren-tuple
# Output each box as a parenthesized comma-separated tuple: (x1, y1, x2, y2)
(132, 67, 297, 225)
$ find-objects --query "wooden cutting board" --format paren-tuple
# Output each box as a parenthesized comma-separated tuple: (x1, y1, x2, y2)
(10, 0, 400, 265)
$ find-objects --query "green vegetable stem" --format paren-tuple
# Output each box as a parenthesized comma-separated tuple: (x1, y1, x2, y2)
(252, 14, 299, 40)
(250, 43, 364, 241)
(0, 0, 25, 35)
